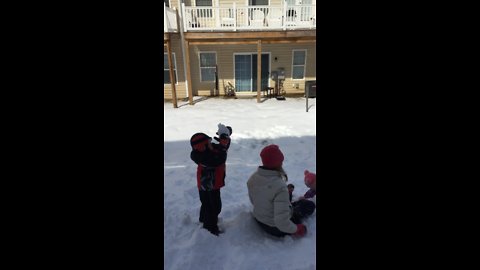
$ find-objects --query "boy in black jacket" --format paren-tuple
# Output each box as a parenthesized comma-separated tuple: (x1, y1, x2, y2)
(190, 124, 231, 236)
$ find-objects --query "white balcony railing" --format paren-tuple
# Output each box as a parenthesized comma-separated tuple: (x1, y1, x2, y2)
(164, 3, 178, 33)
(182, 3, 315, 32)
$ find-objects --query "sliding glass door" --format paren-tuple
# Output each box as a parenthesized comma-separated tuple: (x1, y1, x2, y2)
(234, 53, 270, 92)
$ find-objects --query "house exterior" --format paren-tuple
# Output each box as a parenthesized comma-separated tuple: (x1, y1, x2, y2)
(164, 0, 316, 105)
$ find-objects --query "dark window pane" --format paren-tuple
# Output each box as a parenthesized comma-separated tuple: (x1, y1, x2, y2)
(201, 68, 215, 81)
(200, 53, 215, 67)
(293, 51, 306, 65)
(196, 0, 212, 17)
(164, 70, 177, 84)
(196, 0, 212, 6)
(164, 70, 171, 84)
(292, 66, 304, 79)
(164, 55, 169, 69)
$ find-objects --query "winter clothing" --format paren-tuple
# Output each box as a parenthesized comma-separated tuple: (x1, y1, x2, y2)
(287, 184, 295, 203)
(304, 189, 316, 199)
(216, 123, 231, 136)
(247, 166, 297, 235)
(304, 170, 316, 187)
(199, 189, 222, 235)
(191, 143, 229, 191)
(260, 144, 284, 168)
(214, 124, 232, 146)
(301, 169, 317, 205)
(254, 218, 300, 237)
(191, 133, 211, 146)
(291, 199, 316, 223)
(292, 224, 307, 237)
(191, 130, 231, 235)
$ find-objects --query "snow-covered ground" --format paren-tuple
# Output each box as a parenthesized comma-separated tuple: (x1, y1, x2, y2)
(164, 97, 316, 270)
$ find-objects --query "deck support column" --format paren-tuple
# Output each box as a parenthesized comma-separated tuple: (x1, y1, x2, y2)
(185, 40, 193, 105)
(166, 34, 178, 108)
(257, 40, 261, 103)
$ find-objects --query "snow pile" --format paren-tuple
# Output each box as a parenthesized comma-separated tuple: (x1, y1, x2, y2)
(164, 97, 316, 270)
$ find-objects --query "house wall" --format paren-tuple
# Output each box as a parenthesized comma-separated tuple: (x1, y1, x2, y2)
(164, 0, 317, 99)
(164, 34, 188, 100)
(189, 42, 316, 96)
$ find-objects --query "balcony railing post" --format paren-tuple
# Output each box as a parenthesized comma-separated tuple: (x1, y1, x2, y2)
(181, 3, 187, 32)
(233, 2, 236, 31)
(215, 7, 219, 28)
(283, 1, 287, 30)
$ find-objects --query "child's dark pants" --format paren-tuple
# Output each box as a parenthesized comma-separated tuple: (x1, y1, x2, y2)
(256, 199, 315, 237)
(199, 189, 222, 234)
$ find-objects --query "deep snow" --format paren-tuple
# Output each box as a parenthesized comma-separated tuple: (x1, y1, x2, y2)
(164, 97, 316, 270)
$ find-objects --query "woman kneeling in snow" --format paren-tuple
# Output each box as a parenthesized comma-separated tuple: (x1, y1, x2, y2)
(247, 145, 314, 238)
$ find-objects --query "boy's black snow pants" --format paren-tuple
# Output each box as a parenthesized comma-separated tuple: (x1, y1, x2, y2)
(199, 189, 222, 235)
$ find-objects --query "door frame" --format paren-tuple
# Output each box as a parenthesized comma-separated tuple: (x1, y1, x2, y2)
(233, 52, 271, 92)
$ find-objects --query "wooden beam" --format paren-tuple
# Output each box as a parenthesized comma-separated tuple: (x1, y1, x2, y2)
(166, 36, 178, 108)
(189, 41, 258, 45)
(257, 40, 261, 103)
(263, 39, 316, 44)
(184, 40, 193, 105)
(185, 30, 316, 40)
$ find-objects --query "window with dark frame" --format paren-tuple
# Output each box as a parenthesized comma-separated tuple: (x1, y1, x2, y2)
(199, 52, 216, 82)
(292, 50, 306, 79)
(196, 0, 212, 17)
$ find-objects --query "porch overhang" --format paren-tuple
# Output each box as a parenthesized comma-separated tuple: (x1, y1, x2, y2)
(184, 30, 315, 45)
(181, 31, 316, 104)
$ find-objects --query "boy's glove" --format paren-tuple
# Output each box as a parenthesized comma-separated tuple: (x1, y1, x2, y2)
(218, 134, 230, 147)
(292, 224, 307, 237)
(216, 123, 231, 137)
(214, 124, 232, 145)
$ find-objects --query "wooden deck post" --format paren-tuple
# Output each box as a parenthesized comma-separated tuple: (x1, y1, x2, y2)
(257, 40, 261, 103)
(166, 34, 178, 108)
(185, 40, 193, 105)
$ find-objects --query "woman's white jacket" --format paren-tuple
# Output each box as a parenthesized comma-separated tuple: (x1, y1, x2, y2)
(247, 167, 297, 234)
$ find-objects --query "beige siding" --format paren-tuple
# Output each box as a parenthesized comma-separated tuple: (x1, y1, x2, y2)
(188, 42, 316, 96)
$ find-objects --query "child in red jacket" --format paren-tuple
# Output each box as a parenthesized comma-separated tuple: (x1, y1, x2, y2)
(190, 124, 231, 236)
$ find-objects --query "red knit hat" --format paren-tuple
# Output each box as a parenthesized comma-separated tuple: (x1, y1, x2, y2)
(304, 170, 316, 186)
(260, 144, 284, 168)
(190, 133, 211, 150)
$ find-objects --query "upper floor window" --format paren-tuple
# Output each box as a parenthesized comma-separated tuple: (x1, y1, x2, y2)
(249, 0, 268, 5)
(196, 0, 212, 17)
(292, 50, 306, 80)
(199, 52, 216, 82)
(164, 53, 177, 84)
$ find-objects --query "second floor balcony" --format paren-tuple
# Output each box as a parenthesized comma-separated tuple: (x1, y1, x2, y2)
(164, 3, 179, 33)
(182, 3, 316, 32)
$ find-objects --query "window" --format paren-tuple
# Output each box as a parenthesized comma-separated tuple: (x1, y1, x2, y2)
(164, 53, 177, 84)
(164, 0, 169, 7)
(199, 52, 216, 82)
(292, 50, 306, 79)
(196, 0, 212, 17)
(249, 0, 268, 5)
